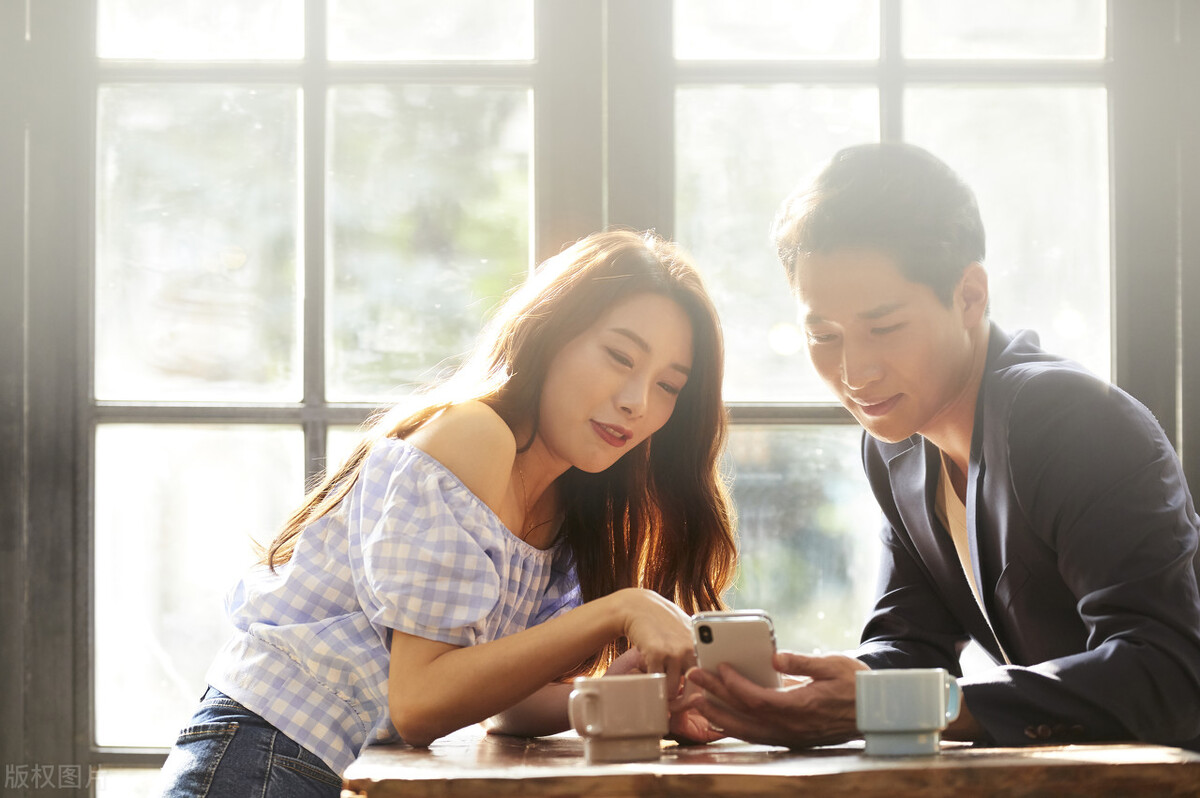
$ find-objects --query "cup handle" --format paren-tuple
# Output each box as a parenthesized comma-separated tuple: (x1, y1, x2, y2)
(944, 674, 962, 723)
(568, 690, 602, 737)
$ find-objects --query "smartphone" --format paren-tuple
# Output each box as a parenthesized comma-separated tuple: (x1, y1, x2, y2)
(691, 610, 782, 696)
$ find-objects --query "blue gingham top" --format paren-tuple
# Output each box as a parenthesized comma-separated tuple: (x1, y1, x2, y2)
(205, 437, 581, 774)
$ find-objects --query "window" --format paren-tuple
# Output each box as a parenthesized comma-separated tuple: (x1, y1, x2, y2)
(3, 3, 1197, 795)
(88, 2, 545, 785)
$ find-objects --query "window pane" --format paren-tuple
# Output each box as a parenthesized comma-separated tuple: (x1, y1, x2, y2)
(95, 85, 302, 402)
(94, 424, 304, 747)
(724, 425, 879, 653)
(902, 0, 1106, 59)
(327, 85, 532, 401)
(97, 0, 303, 60)
(327, 425, 361, 476)
(329, 0, 533, 61)
(676, 85, 878, 402)
(674, 0, 879, 60)
(906, 86, 1110, 379)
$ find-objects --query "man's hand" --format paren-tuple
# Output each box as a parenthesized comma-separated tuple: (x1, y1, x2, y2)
(682, 651, 868, 748)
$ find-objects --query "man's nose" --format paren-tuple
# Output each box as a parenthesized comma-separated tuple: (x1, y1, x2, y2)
(841, 345, 883, 390)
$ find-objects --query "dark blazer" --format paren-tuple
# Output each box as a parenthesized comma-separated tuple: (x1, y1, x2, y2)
(855, 324, 1200, 749)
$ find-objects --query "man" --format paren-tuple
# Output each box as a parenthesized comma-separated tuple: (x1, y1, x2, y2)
(684, 142, 1200, 749)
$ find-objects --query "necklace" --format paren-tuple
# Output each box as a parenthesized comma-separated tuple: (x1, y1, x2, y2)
(515, 461, 557, 543)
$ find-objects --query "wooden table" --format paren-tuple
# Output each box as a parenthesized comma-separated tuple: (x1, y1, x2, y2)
(342, 725, 1200, 797)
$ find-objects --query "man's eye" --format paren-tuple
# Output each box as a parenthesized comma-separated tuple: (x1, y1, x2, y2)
(806, 331, 837, 344)
(872, 323, 905, 335)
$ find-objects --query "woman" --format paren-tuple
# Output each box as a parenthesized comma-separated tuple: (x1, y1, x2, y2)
(159, 229, 737, 797)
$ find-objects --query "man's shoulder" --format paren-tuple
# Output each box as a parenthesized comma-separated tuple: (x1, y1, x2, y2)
(984, 327, 1123, 418)
(992, 358, 1108, 409)
(988, 354, 1145, 428)
(981, 336, 1167, 475)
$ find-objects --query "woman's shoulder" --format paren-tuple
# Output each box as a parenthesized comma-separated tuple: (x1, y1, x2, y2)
(403, 401, 517, 510)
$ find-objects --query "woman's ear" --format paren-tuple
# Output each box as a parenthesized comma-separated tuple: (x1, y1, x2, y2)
(957, 262, 989, 327)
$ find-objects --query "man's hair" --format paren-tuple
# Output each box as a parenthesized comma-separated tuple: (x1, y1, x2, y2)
(773, 142, 985, 306)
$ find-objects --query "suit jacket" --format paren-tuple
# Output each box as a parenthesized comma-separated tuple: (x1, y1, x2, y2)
(855, 324, 1200, 749)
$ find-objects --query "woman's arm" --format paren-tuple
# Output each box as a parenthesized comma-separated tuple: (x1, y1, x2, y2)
(482, 645, 657, 737)
(481, 682, 573, 737)
(388, 586, 693, 746)
(387, 401, 697, 744)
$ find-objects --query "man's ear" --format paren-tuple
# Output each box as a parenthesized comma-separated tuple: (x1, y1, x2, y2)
(957, 262, 989, 327)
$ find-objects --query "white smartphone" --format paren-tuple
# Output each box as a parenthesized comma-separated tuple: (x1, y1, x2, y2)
(691, 610, 782, 694)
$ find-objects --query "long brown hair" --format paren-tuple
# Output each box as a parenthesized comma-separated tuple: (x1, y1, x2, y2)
(263, 229, 737, 671)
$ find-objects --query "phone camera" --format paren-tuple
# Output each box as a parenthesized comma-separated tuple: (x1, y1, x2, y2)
(698, 624, 713, 644)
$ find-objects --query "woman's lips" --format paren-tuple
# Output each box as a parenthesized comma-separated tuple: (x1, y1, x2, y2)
(853, 394, 901, 417)
(591, 420, 630, 447)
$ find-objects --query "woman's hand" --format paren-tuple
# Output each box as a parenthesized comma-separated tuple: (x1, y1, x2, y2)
(667, 674, 725, 744)
(604, 620, 719, 746)
(614, 588, 696, 698)
(604, 647, 647, 676)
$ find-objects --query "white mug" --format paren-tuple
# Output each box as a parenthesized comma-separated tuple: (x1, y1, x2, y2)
(568, 673, 668, 764)
(855, 668, 962, 756)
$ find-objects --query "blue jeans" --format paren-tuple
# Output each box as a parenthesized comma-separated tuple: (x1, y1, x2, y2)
(158, 687, 342, 798)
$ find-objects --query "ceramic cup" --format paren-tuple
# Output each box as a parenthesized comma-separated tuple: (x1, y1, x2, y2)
(855, 668, 962, 756)
(568, 673, 669, 764)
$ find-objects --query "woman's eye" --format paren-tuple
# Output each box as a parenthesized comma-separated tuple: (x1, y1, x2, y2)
(806, 331, 837, 345)
(658, 382, 682, 396)
(606, 348, 633, 367)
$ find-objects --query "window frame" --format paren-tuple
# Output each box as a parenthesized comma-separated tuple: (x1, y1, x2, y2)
(2, 1, 1197, 790)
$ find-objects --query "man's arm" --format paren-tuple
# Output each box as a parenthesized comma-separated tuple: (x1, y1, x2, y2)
(854, 516, 974, 673)
(954, 371, 1200, 747)
(683, 512, 983, 749)
(893, 376, 1200, 748)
